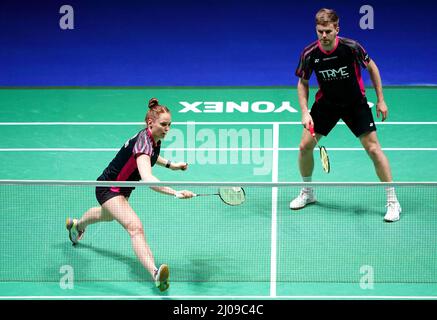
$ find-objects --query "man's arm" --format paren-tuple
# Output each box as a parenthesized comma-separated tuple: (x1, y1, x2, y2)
(367, 59, 388, 121)
(297, 78, 313, 129)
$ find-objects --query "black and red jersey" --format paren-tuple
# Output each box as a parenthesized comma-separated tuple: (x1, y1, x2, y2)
(295, 37, 371, 105)
(98, 128, 161, 185)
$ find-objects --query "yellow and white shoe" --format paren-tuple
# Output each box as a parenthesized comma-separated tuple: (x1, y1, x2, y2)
(154, 264, 170, 292)
(66, 218, 85, 245)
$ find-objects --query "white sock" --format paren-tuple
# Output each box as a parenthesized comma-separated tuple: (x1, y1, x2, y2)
(302, 176, 313, 193)
(385, 187, 398, 203)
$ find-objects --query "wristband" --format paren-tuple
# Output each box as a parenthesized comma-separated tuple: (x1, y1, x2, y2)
(165, 160, 172, 168)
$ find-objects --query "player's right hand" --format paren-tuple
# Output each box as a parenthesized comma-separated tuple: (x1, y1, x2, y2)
(302, 111, 314, 130)
(175, 190, 195, 199)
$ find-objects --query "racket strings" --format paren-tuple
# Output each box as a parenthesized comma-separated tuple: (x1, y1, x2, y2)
(319, 146, 330, 173)
(311, 130, 330, 174)
(218, 187, 246, 206)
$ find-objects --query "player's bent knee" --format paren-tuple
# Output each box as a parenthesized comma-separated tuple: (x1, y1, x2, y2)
(126, 223, 144, 238)
(299, 143, 314, 153)
(365, 144, 382, 158)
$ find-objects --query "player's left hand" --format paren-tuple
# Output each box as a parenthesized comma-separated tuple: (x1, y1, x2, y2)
(376, 100, 388, 121)
(172, 162, 188, 171)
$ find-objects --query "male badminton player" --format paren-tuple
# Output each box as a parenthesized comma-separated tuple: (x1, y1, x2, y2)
(66, 98, 194, 292)
(289, 8, 402, 222)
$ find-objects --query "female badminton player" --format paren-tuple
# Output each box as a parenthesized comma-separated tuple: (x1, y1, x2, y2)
(66, 98, 194, 292)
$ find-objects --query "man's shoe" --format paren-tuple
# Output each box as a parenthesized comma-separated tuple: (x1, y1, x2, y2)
(384, 202, 402, 222)
(289, 189, 316, 210)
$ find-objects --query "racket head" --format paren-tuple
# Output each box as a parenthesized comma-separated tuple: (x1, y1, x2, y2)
(319, 146, 330, 173)
(218, 187, 246, 206)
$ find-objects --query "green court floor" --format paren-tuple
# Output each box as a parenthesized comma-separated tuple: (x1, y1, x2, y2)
(0, 87, 436, 299)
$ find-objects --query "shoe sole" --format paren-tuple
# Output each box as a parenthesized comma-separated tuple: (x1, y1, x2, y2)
(384, 214, 401, 222)
(157, 265, 170, 292)
(290, 200, 316, 210)
(66, 218, 78, 245)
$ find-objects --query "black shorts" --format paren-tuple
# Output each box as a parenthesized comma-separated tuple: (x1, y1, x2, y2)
(95, 175, 134, 205)
(310, 97, 376, 137)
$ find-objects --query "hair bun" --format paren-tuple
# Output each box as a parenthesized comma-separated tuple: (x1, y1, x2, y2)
(148, 98, 159, 108)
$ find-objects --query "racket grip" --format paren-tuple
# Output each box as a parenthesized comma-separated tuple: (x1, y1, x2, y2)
(174, 191, 184, 199)
(309, 125, 315, 137)
(174, 192, 198, 199)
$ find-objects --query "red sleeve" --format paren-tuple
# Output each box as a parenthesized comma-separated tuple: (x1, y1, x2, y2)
(133, 131, 153, 158)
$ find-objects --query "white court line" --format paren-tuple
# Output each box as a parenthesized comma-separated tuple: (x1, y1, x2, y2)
(0, 148, 436, 152)
(0, 121, 437, 125)
(270, 123, 279, 298)
(1, 295, 436, 300)
(0, 148, 120, 152)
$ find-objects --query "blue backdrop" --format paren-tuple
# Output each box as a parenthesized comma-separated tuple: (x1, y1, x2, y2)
(1, 0, 435, 86)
